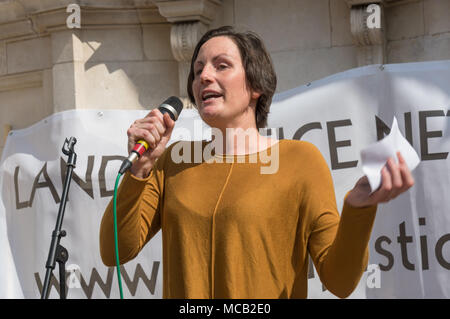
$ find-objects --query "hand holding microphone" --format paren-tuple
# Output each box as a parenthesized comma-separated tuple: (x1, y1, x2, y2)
(119, 96, 183, 177)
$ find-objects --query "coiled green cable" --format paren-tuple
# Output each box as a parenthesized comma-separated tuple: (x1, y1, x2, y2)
(113, 172, 124, 299)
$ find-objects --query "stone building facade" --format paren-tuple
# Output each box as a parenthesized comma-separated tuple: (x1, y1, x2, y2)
(0, 0, 449, 156)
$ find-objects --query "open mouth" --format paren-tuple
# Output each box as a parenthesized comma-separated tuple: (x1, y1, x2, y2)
(201, 91, 223, 102)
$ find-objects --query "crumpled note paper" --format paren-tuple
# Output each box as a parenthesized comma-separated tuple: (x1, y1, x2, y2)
(361, 117, 420, 193)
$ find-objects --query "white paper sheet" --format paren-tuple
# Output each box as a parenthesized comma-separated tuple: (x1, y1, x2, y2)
(360, 117, 420, 193)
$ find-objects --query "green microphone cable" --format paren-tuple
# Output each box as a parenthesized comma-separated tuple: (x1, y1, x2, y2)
(113, 172, 124, 299)
(113, 144, 143, 300)
(113, 148, 142, 300)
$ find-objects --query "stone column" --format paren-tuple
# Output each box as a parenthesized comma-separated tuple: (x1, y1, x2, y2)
(156, 0, 222, 108)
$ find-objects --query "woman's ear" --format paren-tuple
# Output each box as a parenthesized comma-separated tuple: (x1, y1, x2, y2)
(251, 90, 261, 100)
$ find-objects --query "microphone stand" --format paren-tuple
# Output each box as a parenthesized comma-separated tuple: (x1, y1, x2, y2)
(41, 137, 77, 299)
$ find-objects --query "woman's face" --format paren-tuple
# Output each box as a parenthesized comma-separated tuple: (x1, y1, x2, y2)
(192, 36, 260, 129)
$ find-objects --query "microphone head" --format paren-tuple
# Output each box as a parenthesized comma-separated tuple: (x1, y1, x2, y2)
(160, 96, 184, 121)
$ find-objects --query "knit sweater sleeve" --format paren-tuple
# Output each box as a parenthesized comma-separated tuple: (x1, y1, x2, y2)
(99, 147, 169, 267)
(302, 143, 377, 298)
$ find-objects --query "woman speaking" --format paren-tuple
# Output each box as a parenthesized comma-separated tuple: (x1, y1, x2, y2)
(99, 26, 414, 298)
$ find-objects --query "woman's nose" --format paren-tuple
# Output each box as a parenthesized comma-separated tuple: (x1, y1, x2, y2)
(200, 65, 214, 83)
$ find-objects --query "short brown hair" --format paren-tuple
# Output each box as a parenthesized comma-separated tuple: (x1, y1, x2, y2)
(187, 26, 277, 129)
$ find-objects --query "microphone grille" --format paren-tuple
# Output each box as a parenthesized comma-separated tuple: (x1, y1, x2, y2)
(164, 96, 184, 114)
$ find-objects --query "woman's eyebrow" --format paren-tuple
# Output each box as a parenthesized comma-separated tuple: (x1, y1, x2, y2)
(195, 54, 234, 66)
(212, 54, 234, 61)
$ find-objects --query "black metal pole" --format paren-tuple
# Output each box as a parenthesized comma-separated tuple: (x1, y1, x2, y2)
(41, 137, 77, 299)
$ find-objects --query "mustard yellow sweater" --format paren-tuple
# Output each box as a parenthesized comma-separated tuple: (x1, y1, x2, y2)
(99, 139, 377, 298)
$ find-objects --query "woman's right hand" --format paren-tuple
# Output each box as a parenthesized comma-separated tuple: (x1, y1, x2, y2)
(126, 109, 175, 178)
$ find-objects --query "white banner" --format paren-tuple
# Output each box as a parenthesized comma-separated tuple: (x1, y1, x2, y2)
(1, 60, 449, 298)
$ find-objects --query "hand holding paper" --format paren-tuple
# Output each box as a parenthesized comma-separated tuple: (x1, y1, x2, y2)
(345, 117, 418, 208)
(361, 117, 420, 193)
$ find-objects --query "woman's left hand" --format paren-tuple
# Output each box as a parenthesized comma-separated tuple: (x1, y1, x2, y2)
(345, 151, 415, 208)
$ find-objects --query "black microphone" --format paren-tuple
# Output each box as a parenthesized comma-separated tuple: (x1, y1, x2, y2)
(119, 96, 184, 174)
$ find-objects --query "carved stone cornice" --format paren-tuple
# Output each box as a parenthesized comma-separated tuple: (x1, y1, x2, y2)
(170, 21, 207, 62)
(0, 1, 164, 41)
(345, 2, 387, 66)
(383, 0, 421, 7)
(345, 0, 383, 8)
(155, 0, 221, 24)
(0, 70, 43, 92)
(350, 4, 384, 46)
(154, 0, 222, 108)
(156, 0, 223, 62)
(7, 0, 159, 13)
(345, 0, 420, 8)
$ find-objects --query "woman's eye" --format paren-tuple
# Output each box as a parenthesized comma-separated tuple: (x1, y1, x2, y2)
(218, 64, 228, 70)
